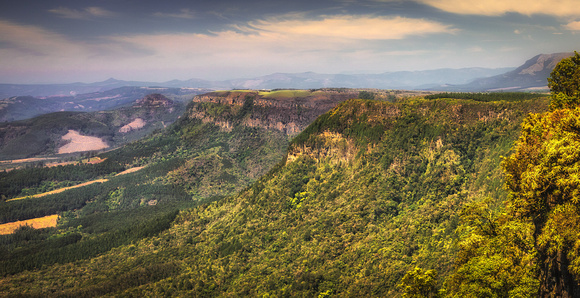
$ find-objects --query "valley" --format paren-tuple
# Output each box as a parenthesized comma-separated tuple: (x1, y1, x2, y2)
(0, 86, 552, 296)
(0, 52, 578, 296)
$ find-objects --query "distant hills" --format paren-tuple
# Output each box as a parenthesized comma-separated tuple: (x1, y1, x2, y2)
(0, 87, 206, 122)
(0, 68, 510, 98)
(0, 93, 185, 160)
(0, 53, 572, 99)
(435, 52, 574, 92)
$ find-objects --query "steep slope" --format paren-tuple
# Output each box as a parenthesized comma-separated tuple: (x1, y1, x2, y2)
(0, 94, 549, 296)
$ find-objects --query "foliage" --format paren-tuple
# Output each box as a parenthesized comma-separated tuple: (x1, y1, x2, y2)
(502, 108, 580, 295)
(548, 51, 580, 110)
(0, 95, 550, 296)
(358, 90, 375, 100)
(0, 206, 180, 276)
(399, 267, 440, 298)
(0, 159, 124, 199)
(447, 200, 538, 297)
(424, 92, 546, 102)
(449, 52, 580, 297)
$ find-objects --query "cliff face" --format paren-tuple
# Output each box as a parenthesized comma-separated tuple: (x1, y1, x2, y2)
(188, 90, 361, 137)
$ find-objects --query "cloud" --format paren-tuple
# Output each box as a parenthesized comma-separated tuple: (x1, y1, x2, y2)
(0, 20, 81, 56)
(48, 6, 117, 19)
(417, 0, 580, 17)
(154, 8, 196, 19)
(564, 21, 580, 31)
(108, 15, 456, 61)
(0, 15, 458, 82)
(0, 19, 134, 71)
(245, 15, 457, 40)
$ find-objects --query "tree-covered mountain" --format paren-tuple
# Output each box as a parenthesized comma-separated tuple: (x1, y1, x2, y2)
(447, 52, 580, 297)
(0, 88, 550, 296)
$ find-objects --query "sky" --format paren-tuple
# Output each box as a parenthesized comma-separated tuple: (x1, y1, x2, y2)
(0, 0, 579, 84)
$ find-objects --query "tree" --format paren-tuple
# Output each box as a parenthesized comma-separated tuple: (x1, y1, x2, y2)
(358, 91, 375, 100)
(448, 52, 580, 297)
(398, 267, 439, 298)
(548, 51, 580, 110)
(501, 52, 580, 296)
(502, 108, 580, 296)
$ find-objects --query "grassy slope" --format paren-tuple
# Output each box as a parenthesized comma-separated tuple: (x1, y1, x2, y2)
(0, 95, 549, 296)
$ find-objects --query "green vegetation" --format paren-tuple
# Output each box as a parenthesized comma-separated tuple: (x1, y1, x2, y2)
(0, 89, 321, 280)
(548, 51, 580, 110)
(448, 51, 580, 297)
(10, 79, 580, 296)
(0, 91, 549, 296)
(424, 92, 547, 102)
(0, 159, 124, 200)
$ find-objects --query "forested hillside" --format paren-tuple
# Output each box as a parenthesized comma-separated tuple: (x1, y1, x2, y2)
(0, 89, 361, 282)
(0, 90, 550, 296)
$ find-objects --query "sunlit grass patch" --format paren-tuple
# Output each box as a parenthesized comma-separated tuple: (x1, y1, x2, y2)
(8, 179, 109, 202)
(0, 214, 58, 235)
(259, 90, 311, 98)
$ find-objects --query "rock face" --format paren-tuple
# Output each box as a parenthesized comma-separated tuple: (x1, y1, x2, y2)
(188, 90, 361, 137)
(119, 118, 146, 133)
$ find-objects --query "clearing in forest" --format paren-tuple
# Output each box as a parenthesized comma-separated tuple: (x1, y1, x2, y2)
(0, 214, 59, 235)
(58, 130, 109, 154)
(7, 179, 109, 202)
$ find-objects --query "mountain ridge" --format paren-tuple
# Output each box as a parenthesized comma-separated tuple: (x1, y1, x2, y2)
(0, 68, 511, 98)
(436, 52, 574, 92)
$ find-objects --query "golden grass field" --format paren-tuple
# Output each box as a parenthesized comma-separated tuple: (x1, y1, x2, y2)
(0, 165, 146, 235)
(7, 179, 109, 202)
(0, 214, 59, 235)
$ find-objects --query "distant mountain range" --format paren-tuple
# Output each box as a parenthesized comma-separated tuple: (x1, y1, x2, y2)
(0, 87, 206, 122)
(434, 52, 574, 92)
(0, 53, 572, 100)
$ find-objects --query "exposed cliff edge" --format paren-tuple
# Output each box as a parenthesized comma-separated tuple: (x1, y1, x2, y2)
(189, 89, 378, 136)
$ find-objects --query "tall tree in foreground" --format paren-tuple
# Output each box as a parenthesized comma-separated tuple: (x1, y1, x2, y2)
(505, 51, 580, 296)
(548, 51, 580, 110)
(450, 52, 580, 297)
(503, 108, 580, 296)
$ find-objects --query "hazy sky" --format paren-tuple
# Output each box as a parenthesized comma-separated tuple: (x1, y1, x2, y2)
(1, 0, 579, 84)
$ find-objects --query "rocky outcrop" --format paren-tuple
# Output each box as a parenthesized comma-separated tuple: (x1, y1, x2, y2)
(119, 118, 146, 133)
(188, 89, 360, 137)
